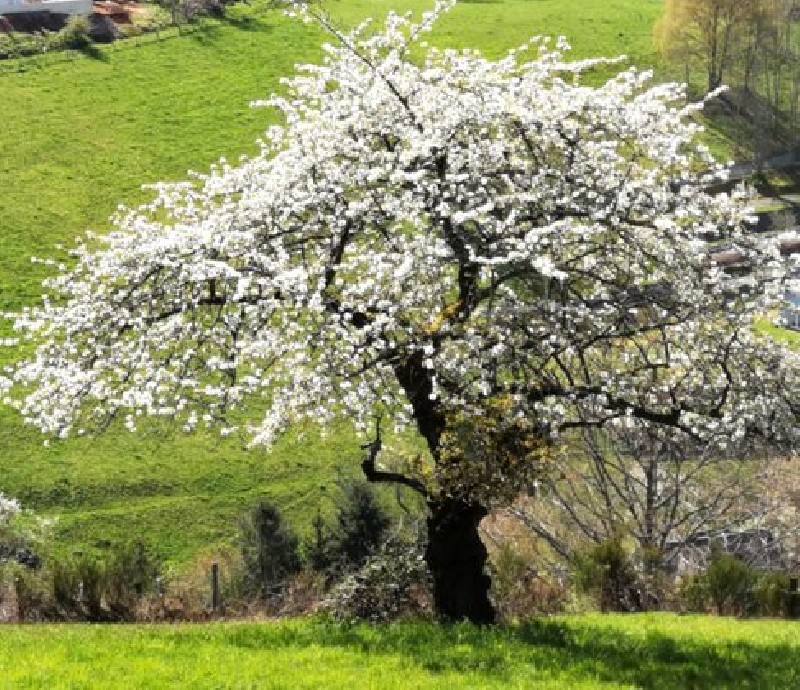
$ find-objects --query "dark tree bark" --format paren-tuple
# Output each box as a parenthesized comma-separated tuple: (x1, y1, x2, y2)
(358, 353, 499, 623)
(425, 497, 495, 624)
(362, 419, 497, 622)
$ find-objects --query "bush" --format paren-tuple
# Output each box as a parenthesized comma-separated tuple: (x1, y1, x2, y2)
(278, 570, 327, 617)
(48, 554, 101, 620)
(704, 547, 759, 616)
(303, 508, 334, 574)
(573, 537, 642, 612)
(677, 548, 789, 617)
(321, 531, 432, 622)
(9, 541, 160, 622)
(104, 541, 161, 619)
(59, 15, 92, 50)
(330, 479, 391, 573)
(142, 548, 242, 621)
(3, 563, 45, 622)
(678, 573, 710, 613)
(303, 480, 392, 580)
(755, 571, 791, 618)
(0, 32, 46, 60)
(240, 499, 301, 601)
(490, 543, 568, 620)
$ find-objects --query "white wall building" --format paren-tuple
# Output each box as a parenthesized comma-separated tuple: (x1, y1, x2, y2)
(780, 284, 800, 331)
(0, 0, 91, 15)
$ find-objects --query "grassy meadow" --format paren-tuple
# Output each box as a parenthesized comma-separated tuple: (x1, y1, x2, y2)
(1, 614, 799, 688)
(0, 0, 667, 561)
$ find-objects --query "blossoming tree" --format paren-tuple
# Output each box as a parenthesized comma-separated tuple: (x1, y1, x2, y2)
(3, 1, 799, 622)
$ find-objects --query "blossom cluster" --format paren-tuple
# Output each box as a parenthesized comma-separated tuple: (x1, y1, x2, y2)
(0, 493, 21, 525)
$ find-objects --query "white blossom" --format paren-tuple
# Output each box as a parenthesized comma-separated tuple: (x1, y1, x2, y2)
(0, 493, 22, 525)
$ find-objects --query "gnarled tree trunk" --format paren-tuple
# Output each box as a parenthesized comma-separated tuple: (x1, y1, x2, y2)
(425, 497, 495, 624)
(388, 354, 497, 623)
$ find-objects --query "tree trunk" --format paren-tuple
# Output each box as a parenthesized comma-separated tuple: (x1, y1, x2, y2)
(425, 497, 496, 624)
(392, 354, 496, 622)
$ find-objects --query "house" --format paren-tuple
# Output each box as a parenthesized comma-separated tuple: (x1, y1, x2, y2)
(0, 0, 123, 42)
(780, 284, 800, 331)
(0, 0, 91, 15)
(665, 529, 787, 576)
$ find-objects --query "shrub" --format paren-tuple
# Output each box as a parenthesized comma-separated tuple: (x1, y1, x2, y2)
(490, 543, 568, 620)
(0, 32, 48, 60)
(677, 573, 710, 613)
(10, 541, 160, 622)
(0, 495, 50, 619)
(6, 563, 49, 622)
(105, 541, 161, 620)
(302, 480, 393, 581)
(240, 499, 301, 601)
(278, 570, 327, 617)
(329, 479, 391, 573)
(321, 531, 432, 622)
(573, 536, 642, 612)
(676, 548, 784, 617)
(704, 547, 759, 616)
(143, 548, 242, 621)
(59, 15, 92, 50)
(755, 571, 791, 618)
(303, 508, 333, 575)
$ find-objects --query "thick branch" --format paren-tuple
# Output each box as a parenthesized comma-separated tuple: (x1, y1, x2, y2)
(360, 416, 429, 498)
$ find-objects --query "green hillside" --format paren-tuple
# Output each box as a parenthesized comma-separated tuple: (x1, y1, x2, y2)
(0, 0, 666, 562)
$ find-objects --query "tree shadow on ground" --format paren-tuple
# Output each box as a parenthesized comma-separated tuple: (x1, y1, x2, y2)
(183, 13, 273, 46)
(225, 617, 800, 688)
(77, 42, 109, 62)
(512, 619, 800, 688)
(216, 11, 275, 33)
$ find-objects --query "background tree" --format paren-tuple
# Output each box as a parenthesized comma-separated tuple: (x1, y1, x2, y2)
(2, 1, 798, 622)
(303, 508, 333, 575)
(656, 0, 756, 92)
(657, 0, 800, 146)
(241, 499, 301, 600)
(509, 421, 790, 607)
(330, 479, 391, 573)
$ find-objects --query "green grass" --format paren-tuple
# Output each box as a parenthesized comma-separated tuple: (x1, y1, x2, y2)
(0, 0, 668, 562)
(755, 317, 800, 349)
(0, 413, 368, 563)
(0, 614, 799, 688)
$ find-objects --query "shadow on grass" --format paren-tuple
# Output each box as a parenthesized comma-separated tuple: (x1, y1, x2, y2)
(512, 619, 800, 688)
(217, 11, 275, 33)
(186, 21, 225, 45)
(225, 617, 800, 688)
(77, 42, 109, 62)
(184, 11, 274, 45)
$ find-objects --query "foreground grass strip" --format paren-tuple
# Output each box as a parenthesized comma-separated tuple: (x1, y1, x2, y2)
(0, 614, 799, 689)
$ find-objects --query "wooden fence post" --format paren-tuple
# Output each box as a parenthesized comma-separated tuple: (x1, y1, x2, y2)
(788, 577, 799, 619)
(211, 562, 221, 614)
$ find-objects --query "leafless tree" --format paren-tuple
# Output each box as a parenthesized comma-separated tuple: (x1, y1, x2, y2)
(508, 420, 789, 605)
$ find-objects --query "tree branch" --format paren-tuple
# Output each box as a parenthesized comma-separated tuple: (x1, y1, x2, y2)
(360, 415, 429, 498)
